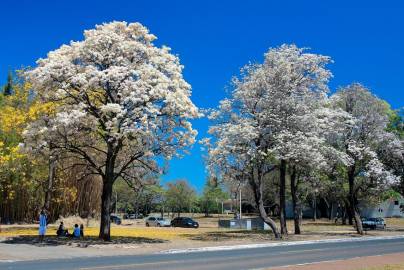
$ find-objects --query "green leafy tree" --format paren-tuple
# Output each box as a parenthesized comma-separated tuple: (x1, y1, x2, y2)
(165, 179, 196, 217)
(199, 178, 228, 216)
(2, 71, 13, 96)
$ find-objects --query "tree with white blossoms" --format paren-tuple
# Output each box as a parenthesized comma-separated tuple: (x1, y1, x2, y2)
(24, 21, 199, 240)
(206, 44, 337, 237)
(330, 84, 400, 234)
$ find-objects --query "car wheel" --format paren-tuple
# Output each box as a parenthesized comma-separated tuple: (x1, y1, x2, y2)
(146, 223, 149, 227)
(157, 223, 161, 227)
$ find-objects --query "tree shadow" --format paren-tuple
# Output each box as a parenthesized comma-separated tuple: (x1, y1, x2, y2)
(1, 235, 167, 247)
(183, 230, 276, 242)
(298, 231, 362, 237)
(303, 222, 351, 227)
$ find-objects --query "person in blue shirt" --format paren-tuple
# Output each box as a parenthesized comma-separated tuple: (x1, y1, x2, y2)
(38, 210, 47, 242)
(73, 224, 81, 238)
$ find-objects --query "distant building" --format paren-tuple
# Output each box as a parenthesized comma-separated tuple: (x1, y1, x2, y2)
(360, 197, 404, 218)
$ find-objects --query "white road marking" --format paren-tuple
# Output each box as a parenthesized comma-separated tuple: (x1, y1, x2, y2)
(0, 259, 16, 263)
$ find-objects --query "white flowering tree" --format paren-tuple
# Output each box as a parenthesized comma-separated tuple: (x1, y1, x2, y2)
(25, 22, 199, 240)
(206, 45, 337, 236)
(330, 84, 400, 234)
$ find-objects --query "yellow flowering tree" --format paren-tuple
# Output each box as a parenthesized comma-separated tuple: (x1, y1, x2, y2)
(0, 78, 53, 223)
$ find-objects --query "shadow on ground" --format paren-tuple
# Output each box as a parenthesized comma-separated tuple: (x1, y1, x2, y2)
(184, 230, 277, 241)
(1, 235, 167, 247)
(183, 229, 370, 242)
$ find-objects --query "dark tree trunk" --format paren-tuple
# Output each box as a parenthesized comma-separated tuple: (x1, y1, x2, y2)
(290, 167, 301, 234)
(279, 160, 288, 236)
(342, 203, 348, 225)
(347, 209, 353, 225)
(250, 167, 280, 239)
(99, 178, 113, 241)
(313, 195, 317, 222)
(348, 165, 363, 235)
(44, 153, 57, 212)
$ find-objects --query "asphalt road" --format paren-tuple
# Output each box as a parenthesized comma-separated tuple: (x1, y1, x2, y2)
(2, 237, 404, 270)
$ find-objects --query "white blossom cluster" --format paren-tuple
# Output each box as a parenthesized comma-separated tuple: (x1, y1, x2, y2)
(24, 21, 199, 178)
(205, 45, 402, 194)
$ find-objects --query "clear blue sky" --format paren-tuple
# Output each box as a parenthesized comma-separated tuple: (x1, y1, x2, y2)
(1, 0, 403, 191)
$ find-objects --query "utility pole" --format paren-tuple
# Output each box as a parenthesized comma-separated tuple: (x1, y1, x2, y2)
(313, 188, 318, 221)
(239, 188, 242, 219)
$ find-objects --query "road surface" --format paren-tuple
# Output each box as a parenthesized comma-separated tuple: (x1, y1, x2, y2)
(2, 237, 404, 270)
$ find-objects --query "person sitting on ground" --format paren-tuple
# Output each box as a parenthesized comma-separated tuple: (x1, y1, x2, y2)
(80, 224, 84, 237)
(73, 224, 81, 238)
(56, 222, 68, 237)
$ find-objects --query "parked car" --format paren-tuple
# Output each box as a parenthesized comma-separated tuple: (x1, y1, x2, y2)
(129, 213, 143, 219)
(110, 214, 122, 225)
(145, 216, 171, 227)
(124, 213, 144, 219)
(171, 217, 199, 228)
(362, 217, 386, 230)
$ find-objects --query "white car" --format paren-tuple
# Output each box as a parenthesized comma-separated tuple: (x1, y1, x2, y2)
(145, 217, 171, 227)
(361, 217, 386, 230)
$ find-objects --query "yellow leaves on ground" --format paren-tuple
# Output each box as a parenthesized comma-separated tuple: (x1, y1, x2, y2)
(0, 226, 209, 240)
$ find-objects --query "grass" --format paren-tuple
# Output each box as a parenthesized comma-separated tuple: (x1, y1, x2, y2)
(0, 217, 402, 244)
(0, 226, 212, 240)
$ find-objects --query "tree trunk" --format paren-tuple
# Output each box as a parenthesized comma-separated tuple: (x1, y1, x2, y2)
(279, 159, 288, 236)
(250, 167, 280, 239)
(290, 167, 301, 234)
(348, 165, 363, 235)
(44, 153, 57, 212)
(99, 179, 113, 241)
(342, 203, 347, 225)
(313, 195, 317, 221)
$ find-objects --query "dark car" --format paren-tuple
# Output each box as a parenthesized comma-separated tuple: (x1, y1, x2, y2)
(362, 217, 386, 230)
(110, 214, 122, 225)
(171, 217, 199, 228)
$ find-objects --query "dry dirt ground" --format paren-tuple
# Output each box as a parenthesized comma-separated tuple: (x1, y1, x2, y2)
(266, 252, 404, 270)
(0, 216, 403, 261)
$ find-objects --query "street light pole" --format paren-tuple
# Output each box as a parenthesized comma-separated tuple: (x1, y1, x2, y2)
(239, 188, 242, 219)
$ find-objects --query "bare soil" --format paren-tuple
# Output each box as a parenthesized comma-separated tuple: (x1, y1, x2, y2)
(267, 252, 404, 270)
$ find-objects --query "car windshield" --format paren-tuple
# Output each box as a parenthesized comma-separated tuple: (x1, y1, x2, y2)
(157, 218, 165, 220)
(184, 218, 193, 222)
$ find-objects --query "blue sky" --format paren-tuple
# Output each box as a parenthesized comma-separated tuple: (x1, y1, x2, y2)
(1, 1, 403, 191)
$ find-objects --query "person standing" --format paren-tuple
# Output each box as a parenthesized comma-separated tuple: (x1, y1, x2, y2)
(38, 210, 47, 242)
(73, 224, 81, 238)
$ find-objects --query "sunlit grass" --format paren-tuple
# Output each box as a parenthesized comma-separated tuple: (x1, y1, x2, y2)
(0, 226, 215, 240)
(0, 218, 402, 240)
